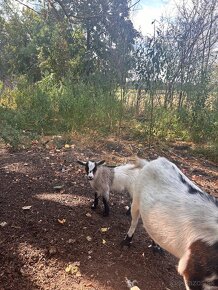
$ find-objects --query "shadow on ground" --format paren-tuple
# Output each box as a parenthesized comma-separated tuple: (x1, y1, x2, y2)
(1, 144, 214, 290)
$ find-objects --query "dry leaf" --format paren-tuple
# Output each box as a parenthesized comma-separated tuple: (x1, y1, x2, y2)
(66, 264, 78, 274)
(11, 225, 21, 229)
(100, 227, 109, 233)
(65, 264, 72, 273)
(22, 206, 32, 210)
(0, 222, 7, 227)
(64, 144, 70, 148)
(53, 185, 64, 190)
(86, 213, 92, 217)
(71, 265, 79, 274)
(48, 246, 57, 255)
(102, 239, 106, 245)
(65, 263, 81, 275)
(68, 239, 76, 244)
(58, 218, 66, 224)
(86, 236, 92, 241)
(125, 277, 138, 289)
(76, 271, 82, 277)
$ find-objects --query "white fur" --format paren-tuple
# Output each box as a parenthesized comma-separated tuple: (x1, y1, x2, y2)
(178, 249, 191, 275)
(125, 157, 218, 289)
(90, 159, 148, 201)
(77, 158, 148, 216)
(129, 157, 218, 256)
(111, 164, 141, 198)
(88, 161, 95, 171)
(112, 158, 148, 198)
(87, 161, 95, 179)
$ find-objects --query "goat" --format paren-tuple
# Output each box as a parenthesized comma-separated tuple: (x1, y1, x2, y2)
(121, 157, 218, 290)
(77, 158, 147, 216)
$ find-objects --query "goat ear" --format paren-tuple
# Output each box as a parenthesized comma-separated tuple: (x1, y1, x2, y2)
(97, 160, 105, 166)
(77, 160, 86, 166)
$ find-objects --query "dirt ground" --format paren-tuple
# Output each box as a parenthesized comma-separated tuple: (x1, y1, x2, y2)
(0, 136, 217, 290)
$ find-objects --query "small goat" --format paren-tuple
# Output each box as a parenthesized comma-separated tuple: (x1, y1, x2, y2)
(122, 157, 218, 290)
(77, 158, 147, 216)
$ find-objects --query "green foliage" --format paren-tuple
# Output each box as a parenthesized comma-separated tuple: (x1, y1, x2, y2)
(56, 80, 121, 133)
(192, 143, 218, 163)
(0, 75, 122, 147)
(0, 0, 217, 161)
(0, 106, 20, 150)
(0, 105, 38, 150)
(127, 106, 189, 142)
(153, 108, 189, 141)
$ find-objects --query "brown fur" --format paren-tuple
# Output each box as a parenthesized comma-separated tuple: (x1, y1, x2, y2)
(183, 240, 218, 289)
(91, 166, 114, 195)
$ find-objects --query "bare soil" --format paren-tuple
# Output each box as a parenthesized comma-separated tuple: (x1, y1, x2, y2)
(0, 137, 217, 290)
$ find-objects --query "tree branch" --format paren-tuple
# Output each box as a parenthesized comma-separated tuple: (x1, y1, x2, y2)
(14, 0, 41, 14)
(54, 0, 70, 18)
(128, 0, 141, 11)
(47, 0, 62, 21)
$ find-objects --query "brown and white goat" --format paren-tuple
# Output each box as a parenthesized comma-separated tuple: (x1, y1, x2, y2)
(122, 157, 218, 290)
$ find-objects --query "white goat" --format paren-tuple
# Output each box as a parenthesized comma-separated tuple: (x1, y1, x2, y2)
(77, 158, 147, 216)
(122, 157, 218, 290)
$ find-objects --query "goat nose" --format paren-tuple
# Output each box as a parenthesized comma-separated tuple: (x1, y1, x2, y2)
(88, 176, 93, 180)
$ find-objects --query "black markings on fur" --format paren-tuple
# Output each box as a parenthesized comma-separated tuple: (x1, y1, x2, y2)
(85, 161, 97, 176)
(102, 197, 109, 216)
(188, 185, 200, 194)
(179, 173, 199, 194)
(85, 162, 89, 174)
(212, 242, 218, 252)
(205, 279, 218, 287)
(179, 173, 187, 184)
(93, 163, 97, 175)
(179, 173, 218, 207)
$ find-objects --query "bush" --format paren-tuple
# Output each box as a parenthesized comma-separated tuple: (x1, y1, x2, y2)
(0, 76, 217, 162)
(0, 75, 122, 147)
(0, 106, 37, 150)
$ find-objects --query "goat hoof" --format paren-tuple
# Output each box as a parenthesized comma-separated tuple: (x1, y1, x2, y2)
(149, 244, 164, 255)
(125, 208, 131, 216)
(120, 235, 133, 248)
(103, 211, 109, 217)
(156, 247, 164, 255)
(120, 240, 131, 248)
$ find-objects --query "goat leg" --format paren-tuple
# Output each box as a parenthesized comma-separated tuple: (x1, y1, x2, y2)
(149, 240, 164, 255)
(91, 193, 99, 210)
(120, 234, 133, 248)
(102, 197, 110, 216)
(125, 205, 131, 216)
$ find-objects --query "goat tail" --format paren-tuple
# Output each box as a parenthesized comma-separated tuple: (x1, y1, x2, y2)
(134, 157, 149, 168)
